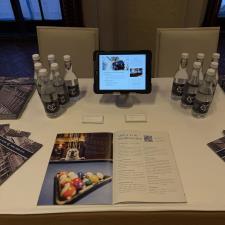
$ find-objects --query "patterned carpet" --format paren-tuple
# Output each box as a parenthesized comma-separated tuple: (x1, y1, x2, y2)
(0, 35, 38, 77)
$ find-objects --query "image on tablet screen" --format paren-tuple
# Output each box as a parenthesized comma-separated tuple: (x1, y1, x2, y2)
(99, 54, 146, 90)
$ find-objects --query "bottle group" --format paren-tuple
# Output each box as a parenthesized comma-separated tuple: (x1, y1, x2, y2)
(32, 53, 80, 118)
(171, 52, 220, 118)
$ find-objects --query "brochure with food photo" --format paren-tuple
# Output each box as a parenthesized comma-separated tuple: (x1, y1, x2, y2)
(38, 131, 186, 205)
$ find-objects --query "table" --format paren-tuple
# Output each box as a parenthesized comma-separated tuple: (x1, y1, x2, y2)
(1, 78, 225, 225)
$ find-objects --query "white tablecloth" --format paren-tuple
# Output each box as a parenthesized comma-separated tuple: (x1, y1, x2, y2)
(0, 78, 225, 215)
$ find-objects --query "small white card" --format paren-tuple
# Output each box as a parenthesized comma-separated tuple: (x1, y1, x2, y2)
(125, 114, 147, 122)
(82, 115, 104, 124)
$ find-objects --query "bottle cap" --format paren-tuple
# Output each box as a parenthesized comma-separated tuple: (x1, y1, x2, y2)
(193, 61, 201, 69)
(196, 53, 205, 59)
(181, 53, 189, 59)
(206, 68, 215, 77)
(63, 55, 71, 61)
(32, 54, 40, 61)
(51, 62, 59, 70)
(212, 53, 220, 60)
(48, 54, 55, 61)
(39, 68, 48, 77)
(210, 61, 218, 69)
(34, 62, 42, 70)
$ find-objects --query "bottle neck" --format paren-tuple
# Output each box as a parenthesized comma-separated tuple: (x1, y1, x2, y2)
(212, 58, 219, 63)
(189, 68, 200, 84)
(179, 58, 188, 70)
(210, 64, 218, 73)
(48, 60, 56, 67)
(51, 69, 60, 79)
(205, 74, 214, 83)
(33, 59, 40, 65)
(199, 76, 213, 95)
(196, 58, 204, 64)
(201, 73, 214, 90)
(34, 70, 39, 81)
(41, 76, 49, 85)
(64, 61, 72, 71)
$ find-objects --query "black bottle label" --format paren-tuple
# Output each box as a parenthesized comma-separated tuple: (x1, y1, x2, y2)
(192, 99, 210, 114)
(172, 82, 185, 96)
(44, 101, 59, 114)
(58, 93, 69, 105)
(68, 85, 80, 97)
(181, 93, 196, 105)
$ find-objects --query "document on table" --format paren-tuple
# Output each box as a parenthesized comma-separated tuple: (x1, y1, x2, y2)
(113, 131, 186, 203)
(38, 130, 185, 206)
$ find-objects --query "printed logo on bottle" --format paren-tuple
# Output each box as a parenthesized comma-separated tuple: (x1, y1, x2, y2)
(193, 100, 210, 114)
(172, 83, 185, 96)
(58, 94, 69, 105)
(181, 93, 196, 105)
(45, 101, 59, 114)
(68, 86, 79, 97)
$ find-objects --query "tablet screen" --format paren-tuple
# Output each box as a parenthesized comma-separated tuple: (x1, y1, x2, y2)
(99, 54, 147, 91)
(94, 50, 151, 94)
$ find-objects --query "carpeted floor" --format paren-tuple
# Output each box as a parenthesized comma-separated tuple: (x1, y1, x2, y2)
(0, 35, 38, 77)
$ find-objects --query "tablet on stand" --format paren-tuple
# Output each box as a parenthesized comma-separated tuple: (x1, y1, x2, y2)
(93, 50, 152, 108)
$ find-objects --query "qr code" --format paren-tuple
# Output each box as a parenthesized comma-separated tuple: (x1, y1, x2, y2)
(144, 135, 153, 142)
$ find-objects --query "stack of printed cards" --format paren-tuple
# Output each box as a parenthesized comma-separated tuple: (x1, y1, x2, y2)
(0, 124, 42, 185)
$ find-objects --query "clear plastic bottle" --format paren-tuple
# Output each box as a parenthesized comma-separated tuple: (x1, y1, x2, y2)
(211, 53, 220, 63)
(210, 61, 219, 94)
(181, 61, 201, 108)
(34, 62, 42, 81)
(34, 62, 43, 94)
(48, 54, 56, 80)
(192, 68, 215, 118)
(171, 53, 189, 100)
(39, 68, 60, 118)
(63, 55, 80, 101)
(32, 54, 41, 64)
(51, 62, 70, 109)
(47, 54, 56, 66)
(196, 53, 205, 83)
